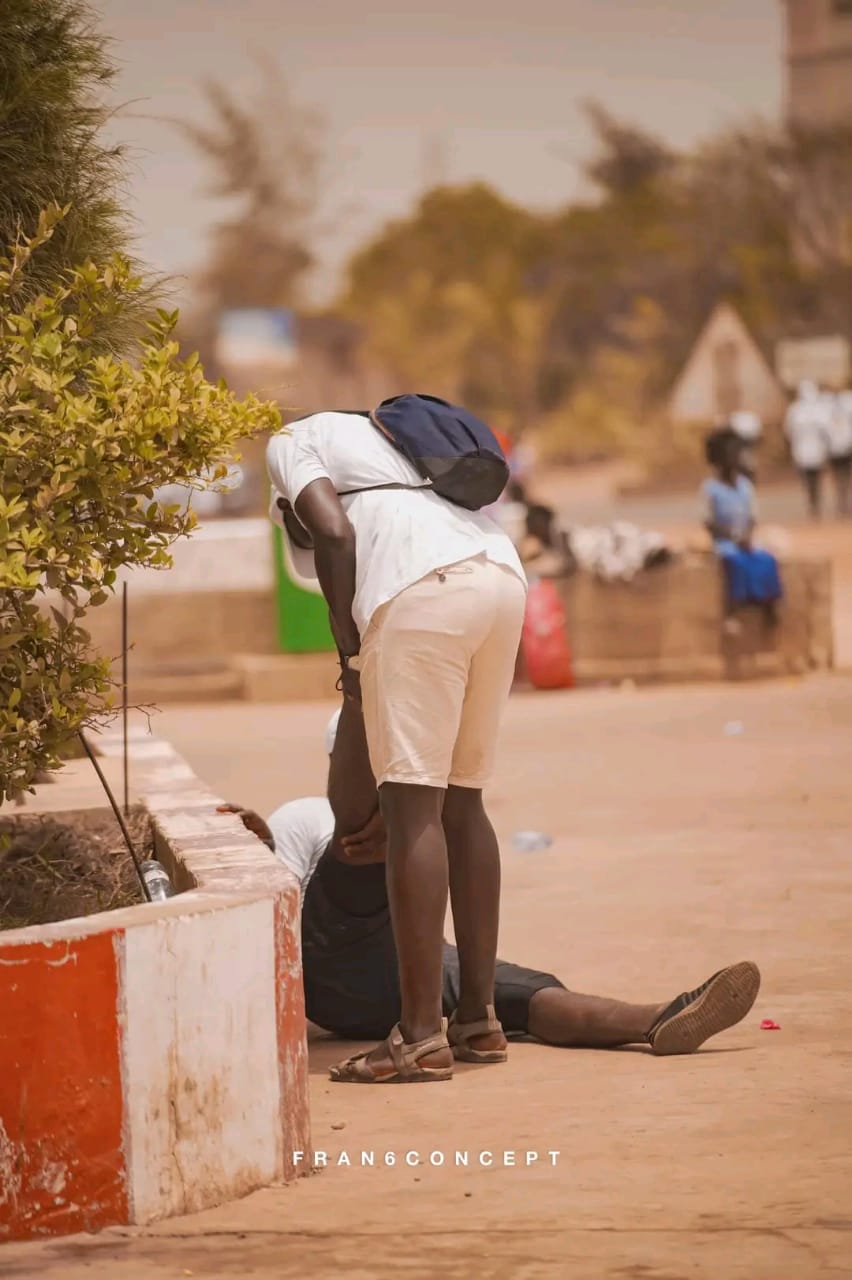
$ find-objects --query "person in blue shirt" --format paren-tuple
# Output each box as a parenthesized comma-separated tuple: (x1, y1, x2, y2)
(703, 428, 782, 631)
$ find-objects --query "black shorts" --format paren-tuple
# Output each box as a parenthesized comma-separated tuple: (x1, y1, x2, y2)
(301, 849, 565, 1040)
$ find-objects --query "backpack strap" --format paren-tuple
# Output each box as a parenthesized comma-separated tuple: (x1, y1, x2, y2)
(336, 481, 433, 498)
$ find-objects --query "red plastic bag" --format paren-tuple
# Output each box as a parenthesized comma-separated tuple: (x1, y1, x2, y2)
(521, 579, 574, 690)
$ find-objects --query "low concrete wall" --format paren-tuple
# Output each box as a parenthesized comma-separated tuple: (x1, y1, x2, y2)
(0, 731, 310, 1243)
(78, 552, 833, 700)
(556, 554, 833, 684)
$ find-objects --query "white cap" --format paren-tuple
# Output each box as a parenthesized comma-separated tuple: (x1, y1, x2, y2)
(324, 708, 341, 756)
(729, 411, 762, 441)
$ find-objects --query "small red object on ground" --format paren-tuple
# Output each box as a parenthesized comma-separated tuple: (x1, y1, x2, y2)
(760, 1018, 781, 1030)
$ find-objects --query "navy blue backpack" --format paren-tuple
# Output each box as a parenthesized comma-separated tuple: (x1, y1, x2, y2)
(340, 394, 509, 512)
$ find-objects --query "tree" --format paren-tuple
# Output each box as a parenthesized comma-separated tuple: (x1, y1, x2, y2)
(0, 0, 150, 336)
(343, 184, 547, 429)
(0, 0, 283, 801)
(581, 102, 676, 198)
(0, 211, 279, 802)
(178, 61, 323, 316)
(339, 106, 851, 464)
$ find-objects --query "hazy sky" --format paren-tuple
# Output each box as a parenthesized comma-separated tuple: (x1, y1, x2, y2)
(97, 0, 784, 301)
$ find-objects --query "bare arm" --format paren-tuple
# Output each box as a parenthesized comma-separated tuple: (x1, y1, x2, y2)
(327, 699, 378, 835)
(293, 477, 361, 658)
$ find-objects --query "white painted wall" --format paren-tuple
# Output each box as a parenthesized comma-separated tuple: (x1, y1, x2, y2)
(122, 900, 280, 1223)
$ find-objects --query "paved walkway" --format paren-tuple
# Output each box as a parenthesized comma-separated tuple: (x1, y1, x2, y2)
(5, 677, 851, 1278)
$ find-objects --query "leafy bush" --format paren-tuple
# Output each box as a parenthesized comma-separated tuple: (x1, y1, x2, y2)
(0, 211, 280, 802)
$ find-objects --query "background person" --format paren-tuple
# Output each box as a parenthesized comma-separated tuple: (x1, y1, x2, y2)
(827, 388, 852, 518)
(784, 381, 831, 519)
(703, 428, 782, 633)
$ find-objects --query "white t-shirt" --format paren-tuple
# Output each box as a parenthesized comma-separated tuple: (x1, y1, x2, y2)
(266, 796, 333, 904)
(266, 412, 526, 636)
(784, 397, 831, 470)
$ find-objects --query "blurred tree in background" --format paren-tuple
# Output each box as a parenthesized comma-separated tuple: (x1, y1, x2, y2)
(176, 58, 323, 367)
(342, 184, 546, 432)
(340, 104, 852, 464)
(174, 65, 851, 468)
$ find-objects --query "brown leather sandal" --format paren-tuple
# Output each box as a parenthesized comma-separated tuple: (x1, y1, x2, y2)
(329, 1019, 454, 1084)
(448, 1005, 508, 1063)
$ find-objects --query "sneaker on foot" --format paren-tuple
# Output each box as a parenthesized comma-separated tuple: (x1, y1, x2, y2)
(647, 961, 761, 1056)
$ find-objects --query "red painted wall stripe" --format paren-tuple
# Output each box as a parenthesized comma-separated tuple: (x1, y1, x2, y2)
(0, 931, 128, 1242)
(273, 894, 310, 1178)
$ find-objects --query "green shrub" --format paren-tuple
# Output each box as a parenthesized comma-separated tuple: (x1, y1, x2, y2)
(0, 210, 280, 802)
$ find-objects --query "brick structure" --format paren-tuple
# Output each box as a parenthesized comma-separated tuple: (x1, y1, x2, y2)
(555, 555, 833, 685)
(0, 732, 310, 1243)
(783, 0, 852, 125)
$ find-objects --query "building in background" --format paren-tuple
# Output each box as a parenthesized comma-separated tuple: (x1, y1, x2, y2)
(783, 0, 852, 125)
(667, 303, 788, 429)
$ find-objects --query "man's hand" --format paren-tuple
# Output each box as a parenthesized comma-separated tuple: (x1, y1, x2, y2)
(340, 807, 387, 864)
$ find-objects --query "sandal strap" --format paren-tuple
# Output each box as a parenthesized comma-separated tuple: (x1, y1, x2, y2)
(331, 1050, 373, 1080)
(448, 1005, 503, 1044)
(387, 1019, 449, 1076)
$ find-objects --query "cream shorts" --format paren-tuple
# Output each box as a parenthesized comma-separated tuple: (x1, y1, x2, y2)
(354, 555, 527, 789)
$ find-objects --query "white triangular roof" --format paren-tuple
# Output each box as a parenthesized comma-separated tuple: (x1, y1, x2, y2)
(668, 303, 788, 425)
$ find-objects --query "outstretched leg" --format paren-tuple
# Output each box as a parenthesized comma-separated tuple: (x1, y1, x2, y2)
(528, 988, 663, 1048)
(525, 961, 761, 1055)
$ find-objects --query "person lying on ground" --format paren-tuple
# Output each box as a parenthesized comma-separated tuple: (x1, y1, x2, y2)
(220, 703, 761, 1066)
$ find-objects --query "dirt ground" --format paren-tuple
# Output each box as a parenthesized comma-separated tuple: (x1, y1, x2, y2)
(0, 806, 150, 931)
(4, 675, 851, 1278)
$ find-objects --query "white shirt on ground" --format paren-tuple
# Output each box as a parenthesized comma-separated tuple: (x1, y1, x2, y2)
(266, 412, 526, 636)
(784, 396, 832, 470)
(266, 796, 333, 903)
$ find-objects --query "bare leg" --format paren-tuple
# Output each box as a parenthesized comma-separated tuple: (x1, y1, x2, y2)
(442, 786, 504, 1037)
(366, 781, 452, 1062)
(802, 467, 821, 519)
(528, 988, 664, 1048)
(527, 960, 760, 1054)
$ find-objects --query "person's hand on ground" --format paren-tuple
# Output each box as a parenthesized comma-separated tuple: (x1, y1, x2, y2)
(341, 807, 387, 864)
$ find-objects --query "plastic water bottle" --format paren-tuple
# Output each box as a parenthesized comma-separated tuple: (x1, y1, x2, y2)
(140, 859, 175, 902)
(511, 831, 553, 853)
